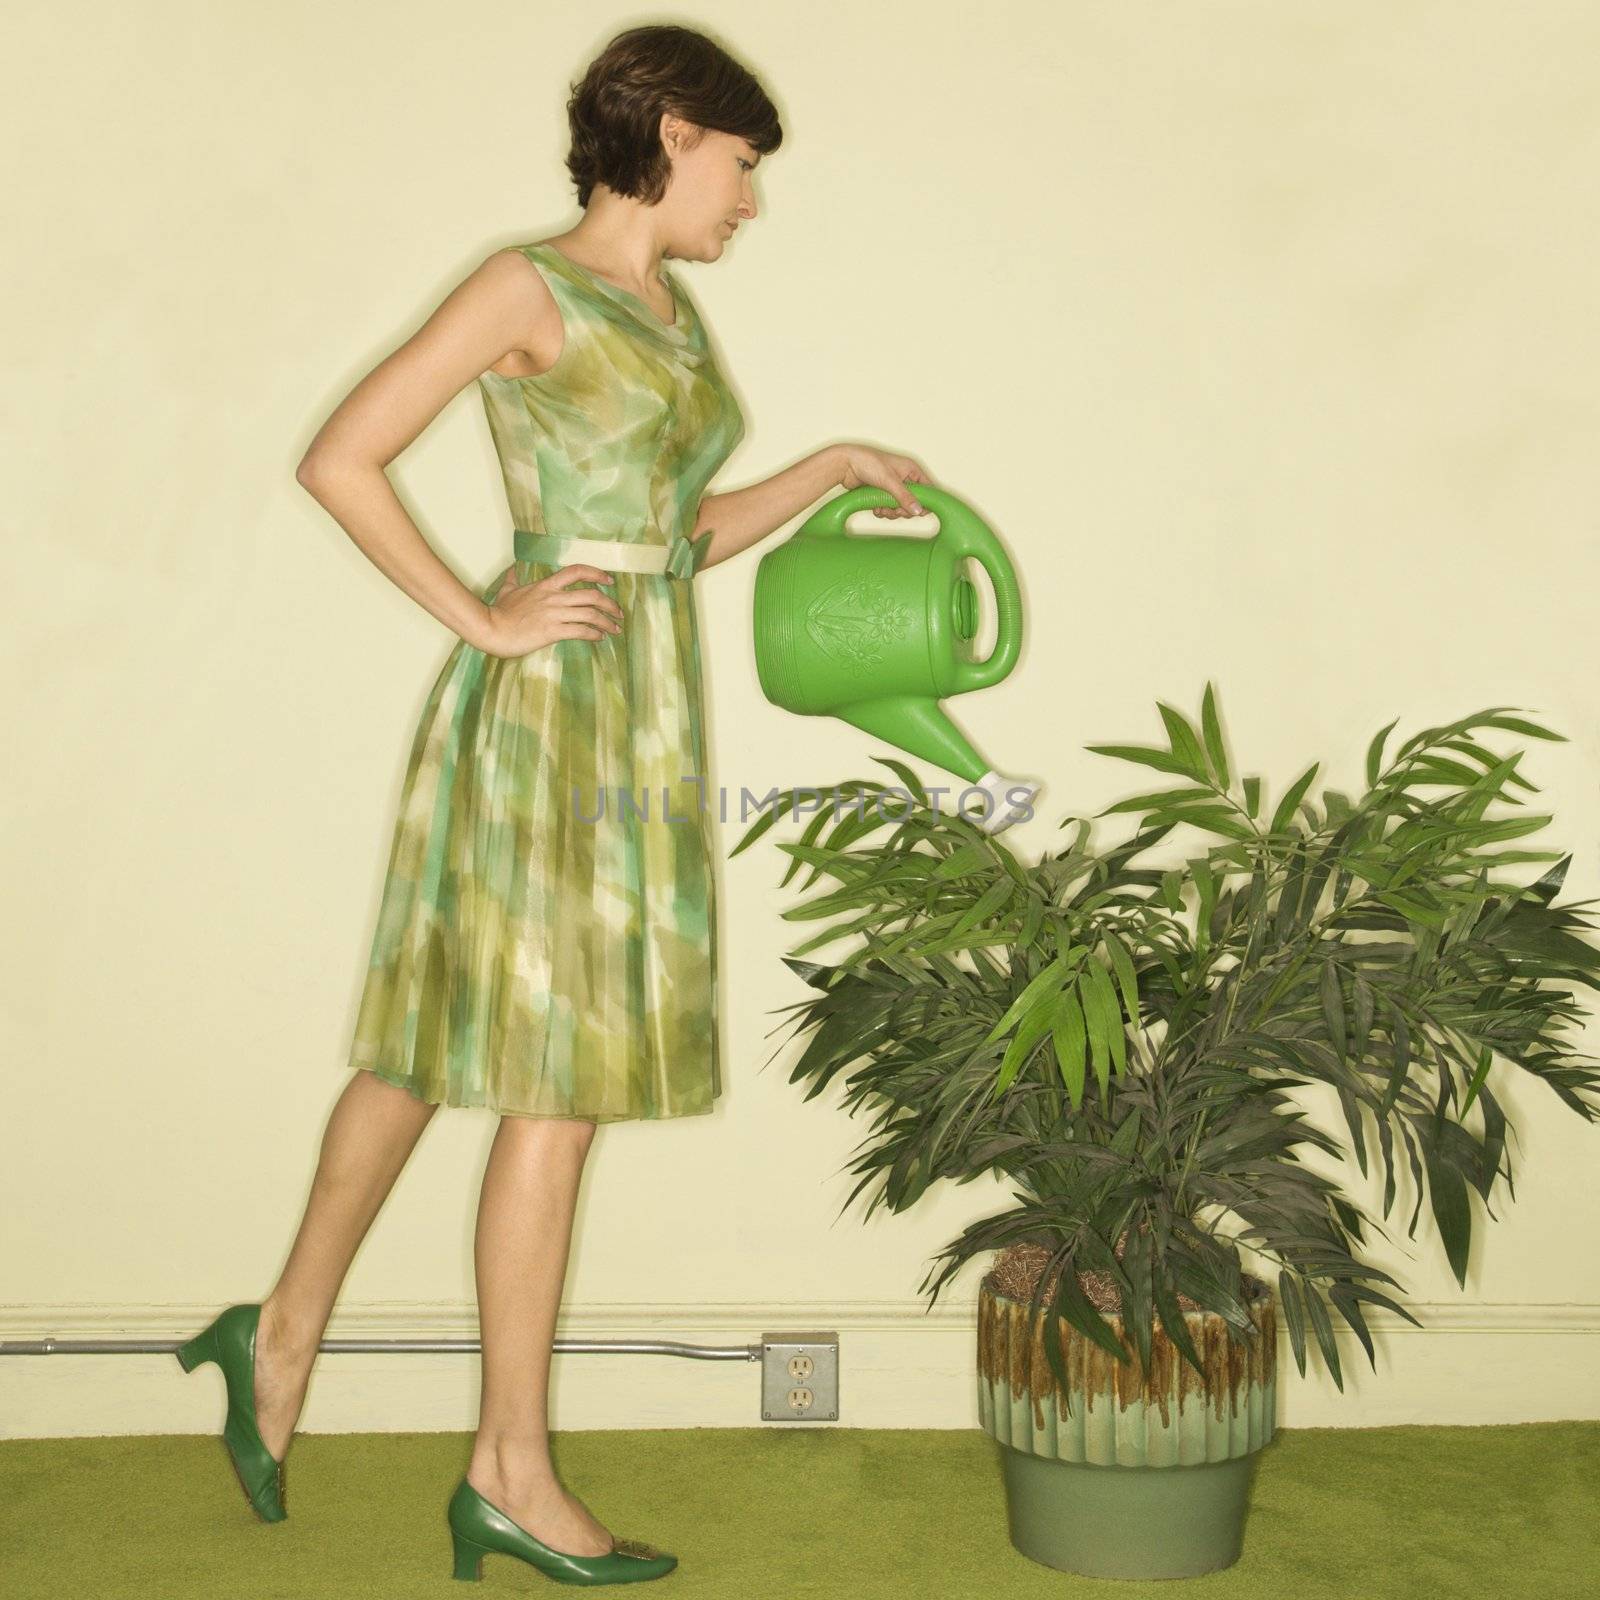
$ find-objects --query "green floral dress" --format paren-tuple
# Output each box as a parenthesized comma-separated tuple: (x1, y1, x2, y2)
(346, 241, 745, 1120)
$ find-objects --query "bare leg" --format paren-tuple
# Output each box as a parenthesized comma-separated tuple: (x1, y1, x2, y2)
(252, 1068, 439, 1461)
(466, 1114, 615, 1556)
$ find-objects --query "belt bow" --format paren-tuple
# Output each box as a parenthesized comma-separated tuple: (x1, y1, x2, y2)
(664, 530, 715, 580)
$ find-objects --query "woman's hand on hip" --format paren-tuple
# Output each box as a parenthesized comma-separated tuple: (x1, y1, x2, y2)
(835, 444, 937, 518)
(474, 563, 623, 659)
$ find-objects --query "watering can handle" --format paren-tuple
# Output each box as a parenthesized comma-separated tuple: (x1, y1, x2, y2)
(941, 514, 1022, 693)
(794, 483, 920, 538)
(800, 483, 1022, 692)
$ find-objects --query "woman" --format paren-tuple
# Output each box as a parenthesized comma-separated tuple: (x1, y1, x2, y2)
(175, 22, 933, 1587)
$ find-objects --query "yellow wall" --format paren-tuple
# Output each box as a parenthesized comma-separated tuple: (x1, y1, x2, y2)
(5, 0, 1598, 1436)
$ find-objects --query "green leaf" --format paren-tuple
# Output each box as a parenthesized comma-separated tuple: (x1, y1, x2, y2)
(1375, 889, 1448, 929)
(1333, 1281, 1424, 1330)
(1015, 892, 1045, 951)
(780, 956, 837, 990)
(1080, 967, 1113, 1095)
(1464, 814, 1555, 845)
(1478, 713, 1565, 742)
(1160, 869, 1185, 912)
(1200, 681, 1230, 789)
(1110, 1108, 1141, 1157)
(871, 754, 929, 803)
(993, 992, 1057, 1096)
(1097, 785, 1217, 817)
(1120, 1224, 1156, 1371)
(1277, 1272, 1309, 1376)
(780, 910, 877, 959)
(1051, 984, 1088, 1108)
(1476, 1084, 1508, 1198)
(1461, 1044, 1493, 1116)
(1243, 775, 1261, 818)
(1321, 959, 1348, 1061)
(779, 802, 842, 889)
(1408, 755, 1497, 789)
(1157, 702, 1211, 783)
(1084, 743, 1203, 779)
(1525, 854, 1572, 906)
(727, 799, 784, 858)
(1336, 1085, 1368, 1178)
(1148, 805, 1256, 840)
(1101, 932, 1142, 1034)
(1301, 1281, 1344, 1389)
(1379, 1006, 1411, 1117)
(930, 841, 992, 879)
(952, 878, 1014, 940)
(1323, 789, 1354, 826)
(1084, 959, 1128, 1077)
(982, 954, 1069, 1045)
(1270, 763, 1321, 836)
(1327, 1283, 1376, 1369)
(1191, 855, 1218, 956)
(1377, 1117, 1397, 1218)
(1044, 1249, 1129, 1364)
(1152, 1258, 1205, 1376)
(1351, 971, 1374, 1063)
(1365, 718, 1400, 786)
(1424, 1145, 1473, 1288)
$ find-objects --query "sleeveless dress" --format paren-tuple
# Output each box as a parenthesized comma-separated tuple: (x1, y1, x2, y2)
(345, 241, 745, 1121)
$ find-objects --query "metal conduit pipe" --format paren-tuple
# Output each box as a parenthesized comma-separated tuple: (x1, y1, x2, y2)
(1, 1336, 757, 1359)
(2, 1329, 842, 1419)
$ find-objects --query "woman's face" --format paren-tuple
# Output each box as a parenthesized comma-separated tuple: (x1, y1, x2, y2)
(664, 122, 761, 259)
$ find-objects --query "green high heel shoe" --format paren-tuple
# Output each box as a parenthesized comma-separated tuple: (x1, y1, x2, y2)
(447, 1477, 677, 1585)
(175, 1303, 288, 1523)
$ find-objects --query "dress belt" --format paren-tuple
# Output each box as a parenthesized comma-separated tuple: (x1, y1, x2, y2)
(512, 527, 713, 580)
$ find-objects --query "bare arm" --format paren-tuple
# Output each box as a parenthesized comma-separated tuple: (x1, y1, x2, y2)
(295, 248, 560, 648)
(690, 443, 935, 571)
(689, 447, 843, 571)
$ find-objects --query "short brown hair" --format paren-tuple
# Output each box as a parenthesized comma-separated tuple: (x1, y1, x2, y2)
(564, 24, 783, 209)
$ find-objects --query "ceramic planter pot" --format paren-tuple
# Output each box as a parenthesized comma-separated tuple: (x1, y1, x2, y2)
(976, 1264, 1278, 1579)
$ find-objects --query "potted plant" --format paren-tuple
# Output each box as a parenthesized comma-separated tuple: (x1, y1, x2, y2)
(731, 687, 1600, 1580)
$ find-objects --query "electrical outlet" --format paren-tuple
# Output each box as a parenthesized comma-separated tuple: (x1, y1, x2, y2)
(760, 1332, 838, 1422)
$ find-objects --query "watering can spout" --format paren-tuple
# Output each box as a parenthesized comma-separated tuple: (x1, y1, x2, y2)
(840, 694, 982, 782)
(967, 768, 1042, 835)
(840, 695, 1041, 834)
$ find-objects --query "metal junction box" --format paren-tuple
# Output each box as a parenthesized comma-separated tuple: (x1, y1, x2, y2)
(759, 1331, 839, 1422)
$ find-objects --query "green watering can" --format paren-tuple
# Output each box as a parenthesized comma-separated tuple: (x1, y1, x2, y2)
(753, 481, 1041, 834)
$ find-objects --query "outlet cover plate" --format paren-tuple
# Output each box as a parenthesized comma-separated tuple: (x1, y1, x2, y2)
(759, 1331, 839, 1422)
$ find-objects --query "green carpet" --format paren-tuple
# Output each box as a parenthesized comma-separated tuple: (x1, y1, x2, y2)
(2, 1424, 1595, 1596)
